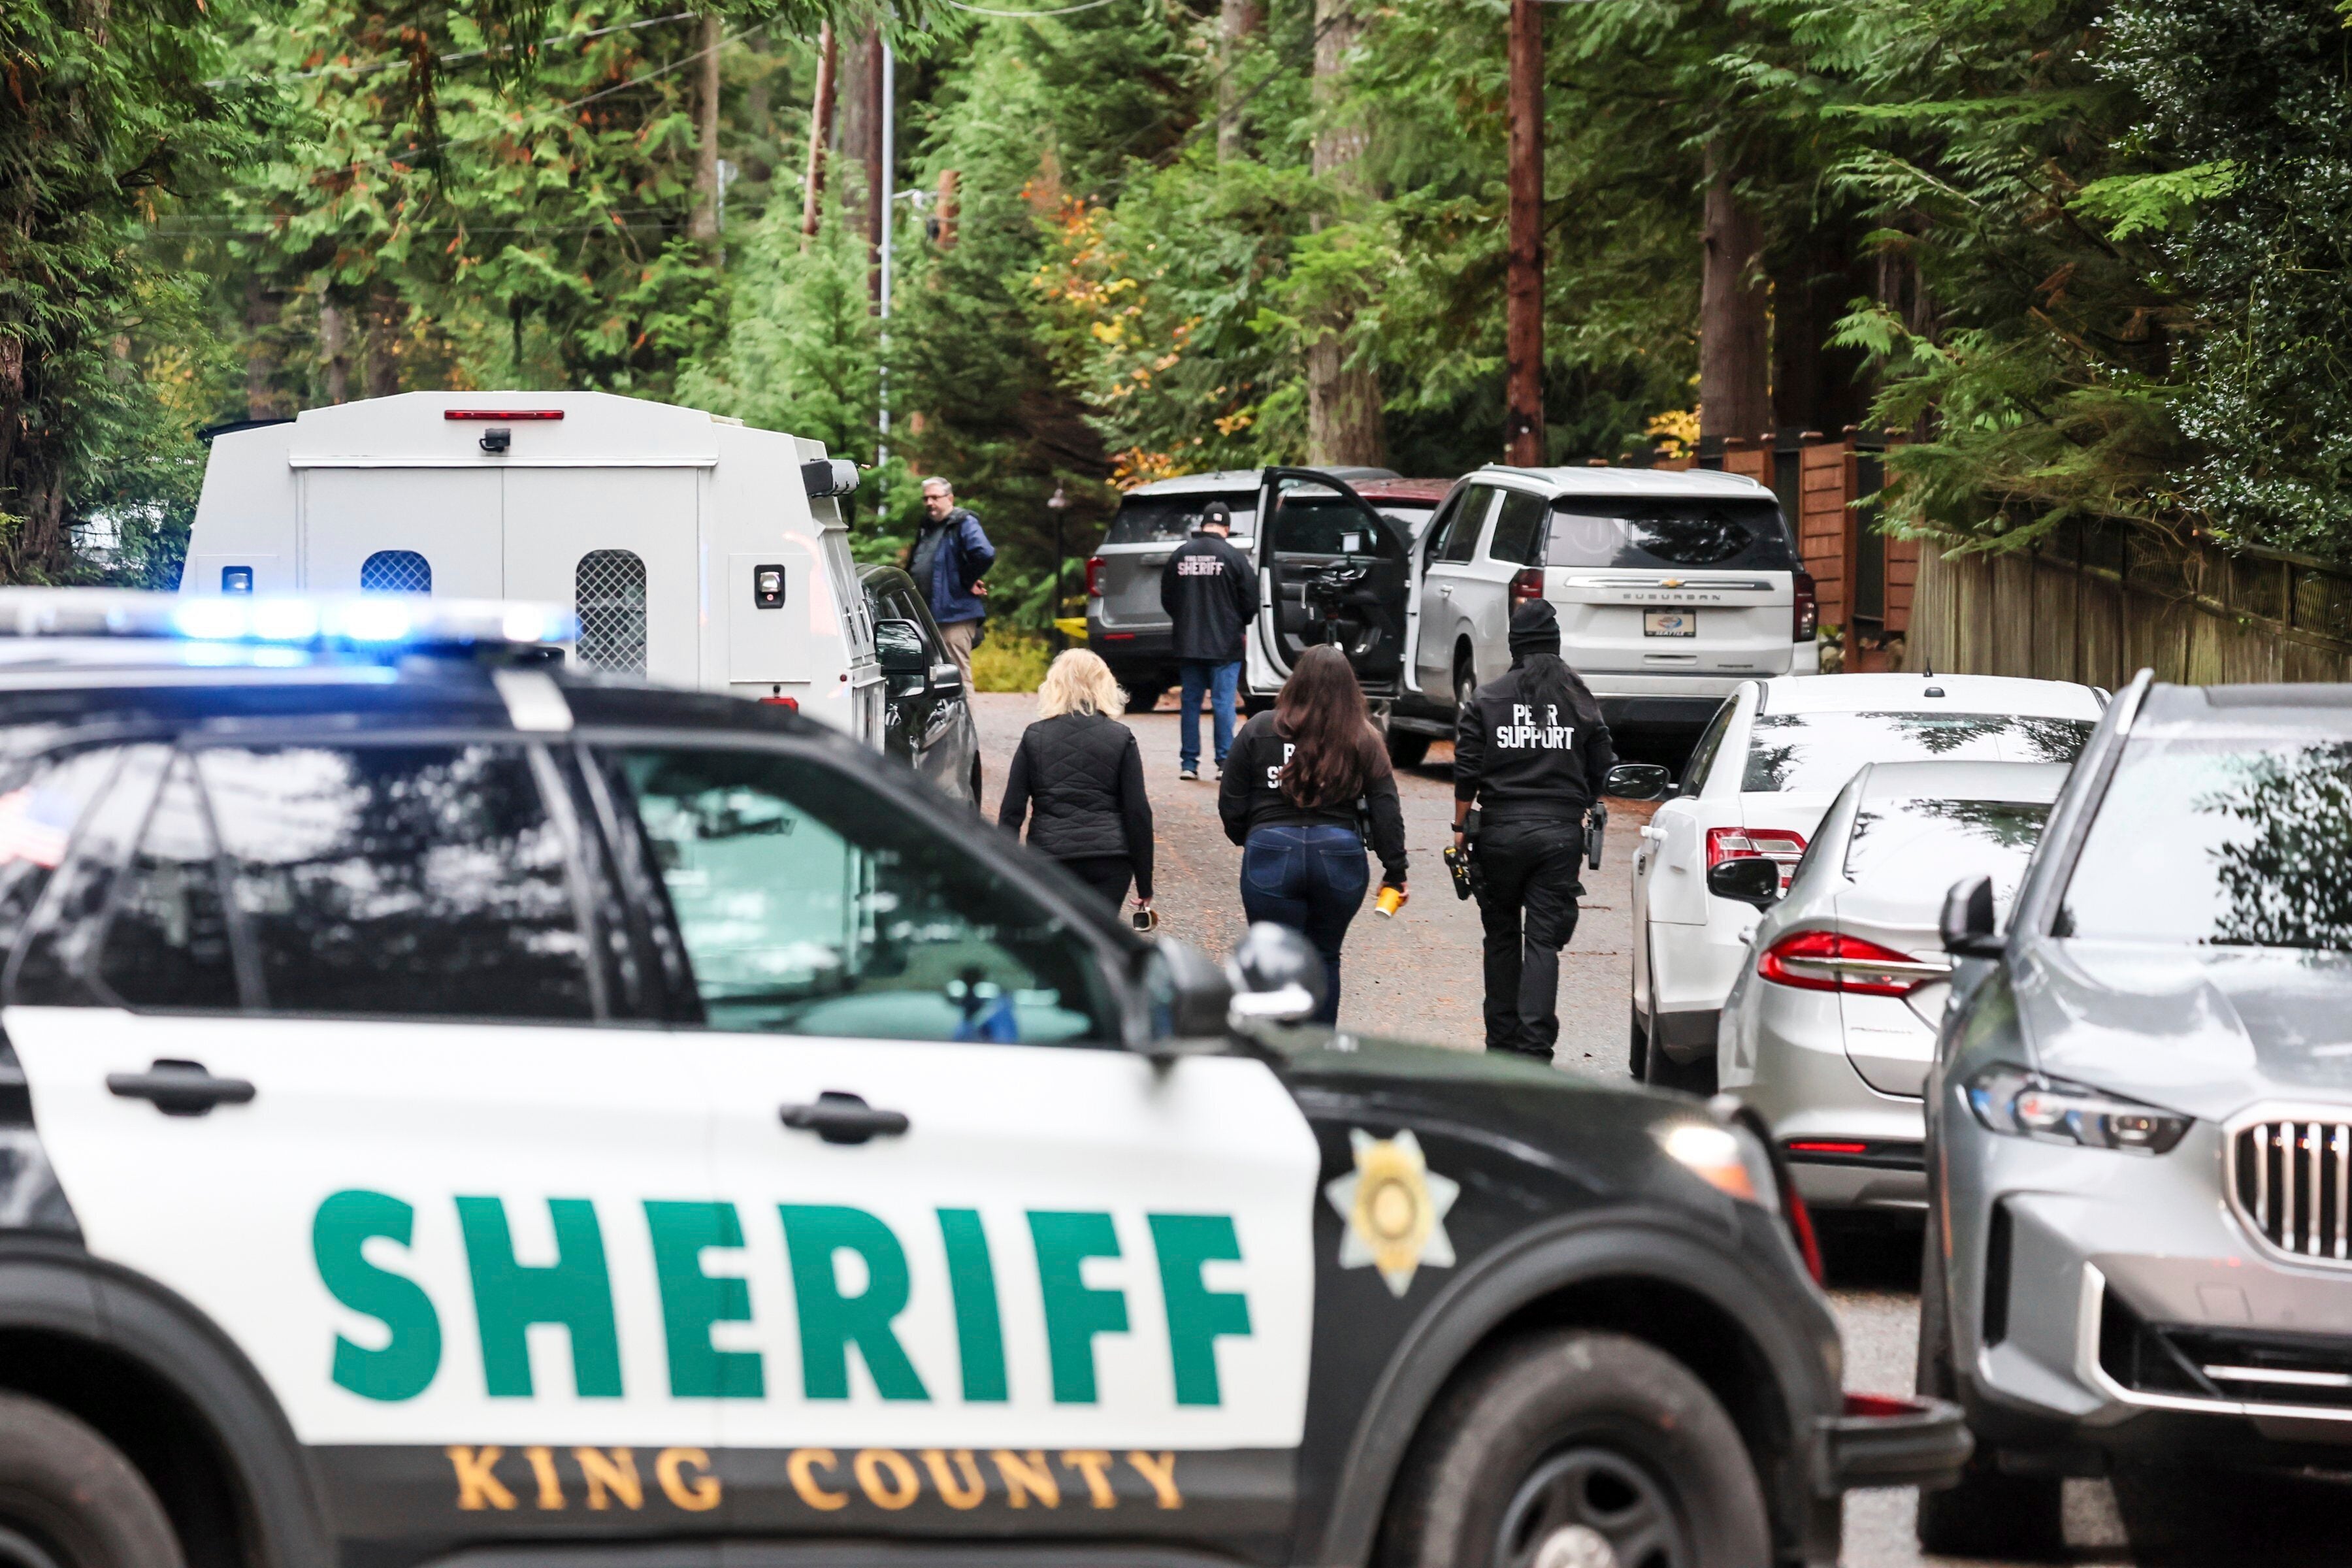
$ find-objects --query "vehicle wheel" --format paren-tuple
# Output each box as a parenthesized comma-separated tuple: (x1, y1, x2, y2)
(1243, 694, 1275, 718)
(0, 1392, 182, 1568)
(1382, 1330, 1769, 1568)
(1641, 1037, 1717, 1097)
(1124, 684, 1166, 713)
(1454, 662, 1478, 719)
(1388, 729, 1432, 769)
(1914, 1224, 2065, 1560)
(1629, 1005, 1650, 1081)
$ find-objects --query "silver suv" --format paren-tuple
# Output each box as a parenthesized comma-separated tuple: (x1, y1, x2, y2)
(1389, 466, 1820, 755)
(1921, 672, 2352, 1557)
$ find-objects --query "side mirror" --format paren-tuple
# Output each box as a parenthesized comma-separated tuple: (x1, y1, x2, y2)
(1605, 762, 1674, 801)
(1225, 922, 1327, 1026)
(1940, 874, 2004, 959)
(1143, 940, 1233, 1049)
(1706, 857, 1782, 911)
(875, 619, 926, 677)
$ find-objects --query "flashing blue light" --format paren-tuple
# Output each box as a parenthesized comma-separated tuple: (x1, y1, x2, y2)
(173, 600, 251, 642)
(334, 600, 415, 644)
(250, 599, 321, 642)
(0, 589, 576, 651)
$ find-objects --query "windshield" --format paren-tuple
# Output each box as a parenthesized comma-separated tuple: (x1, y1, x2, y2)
(2058, 735, 2352, 950)
(1103, 493, 1256, 546)
(1546, 497, 1797, 572)
(1744, 711, 2093, 794)
(1271, 492, 1403, 557)
(1845, 798, 2052, 898)
(1376, 502, 1440, 542)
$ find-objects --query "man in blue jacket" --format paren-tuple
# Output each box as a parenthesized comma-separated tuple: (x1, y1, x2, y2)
(909, 477, 996, 691)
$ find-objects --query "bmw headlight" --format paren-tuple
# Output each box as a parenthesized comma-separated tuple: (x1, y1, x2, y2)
(1965, 1065, 2190, 1154)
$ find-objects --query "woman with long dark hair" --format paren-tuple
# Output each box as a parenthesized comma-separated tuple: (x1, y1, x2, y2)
(1451, 600, 1616, 1066)
(1217, 645, 1407, 1022)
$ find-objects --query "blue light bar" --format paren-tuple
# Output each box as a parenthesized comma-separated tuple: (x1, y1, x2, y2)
(0, 589, 576, 650)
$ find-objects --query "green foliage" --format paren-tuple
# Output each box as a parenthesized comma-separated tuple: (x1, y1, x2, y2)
(23, 0, 2352, 589)
(2109, 0, 2352, 557)
(0, 0, 267, 579)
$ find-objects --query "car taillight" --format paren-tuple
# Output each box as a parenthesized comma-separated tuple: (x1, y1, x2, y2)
(1757, 930, 1936, 996)
(1086, 557, 1105, 598)
(1509, 566, 1544, 606)
(759, 695, 800, 711)
(1704, 826, 1806, 892)
(1793, 567, 1818, 642)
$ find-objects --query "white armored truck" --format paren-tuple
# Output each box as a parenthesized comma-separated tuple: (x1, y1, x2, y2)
(184, 391, 882, 740)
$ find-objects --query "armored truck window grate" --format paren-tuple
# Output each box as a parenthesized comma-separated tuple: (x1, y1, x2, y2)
(359, 549, 433, 595)
(576, 549, 648, 674)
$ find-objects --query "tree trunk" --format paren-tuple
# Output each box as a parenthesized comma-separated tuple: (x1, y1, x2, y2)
(689, 9, 723, 245)
(934, 168, 960, 250)
(1305, 0, 1385, 469)
(1769, 227, 1870, 436)
(365, 287, 404, 399)
(800, 22, 837, 243)
(244, 275, 282, 420)
(1216, 0, 1264, 160)
(1503, 0, 1544, 466)
(1699, 145, 1770, 444)
(319, 299, 351, 404)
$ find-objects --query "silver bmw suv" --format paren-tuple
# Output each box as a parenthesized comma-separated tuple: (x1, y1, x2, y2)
(1920, 672, 2352, 1556)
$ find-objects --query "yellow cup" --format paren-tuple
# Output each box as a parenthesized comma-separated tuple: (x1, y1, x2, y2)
(1374, 884, 1408, 918)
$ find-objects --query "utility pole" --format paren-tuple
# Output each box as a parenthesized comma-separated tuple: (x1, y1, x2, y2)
(877, 34, 896, 487)
(1047, 483, 1070, 650)
(1504, 0, 1545, 467)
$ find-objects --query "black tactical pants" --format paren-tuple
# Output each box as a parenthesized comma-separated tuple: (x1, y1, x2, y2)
(1476, 818, 1585, 1061)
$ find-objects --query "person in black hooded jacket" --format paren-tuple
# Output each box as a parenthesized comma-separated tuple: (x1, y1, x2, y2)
(999, 649, 1155, 916)
(1452, 599, 1616, 1060)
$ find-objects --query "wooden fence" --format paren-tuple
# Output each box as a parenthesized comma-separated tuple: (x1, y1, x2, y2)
(1903, 519, 2352, 687)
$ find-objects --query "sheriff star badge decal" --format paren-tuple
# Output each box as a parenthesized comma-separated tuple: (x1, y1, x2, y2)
(1324, 1129, 1460, 1297)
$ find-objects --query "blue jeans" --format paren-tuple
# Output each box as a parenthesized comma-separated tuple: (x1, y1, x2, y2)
(1240, 824, 1370, 1025)
(1177, 659, 1241, 771)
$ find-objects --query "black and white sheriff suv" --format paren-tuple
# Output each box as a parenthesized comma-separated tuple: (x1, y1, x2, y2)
(0, 592, 1959, 1568)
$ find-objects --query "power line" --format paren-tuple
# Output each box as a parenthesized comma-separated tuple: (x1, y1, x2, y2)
(943, 0, 1121, 15)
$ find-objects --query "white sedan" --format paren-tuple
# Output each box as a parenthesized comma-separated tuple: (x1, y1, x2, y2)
(1627, 672, 2104, 1093)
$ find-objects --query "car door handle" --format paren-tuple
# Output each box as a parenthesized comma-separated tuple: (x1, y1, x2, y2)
(780, 1090, 910, 1146)
(105, 1059, 255, 1117)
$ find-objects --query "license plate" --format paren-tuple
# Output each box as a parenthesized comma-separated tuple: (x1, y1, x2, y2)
(1644, 610, 1696, 637)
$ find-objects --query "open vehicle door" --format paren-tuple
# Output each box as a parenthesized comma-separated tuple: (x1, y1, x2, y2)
(1253, 468, 1411, 696)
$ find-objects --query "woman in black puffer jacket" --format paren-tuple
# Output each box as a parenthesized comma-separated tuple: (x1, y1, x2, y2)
(998, 650, 1155, 917)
